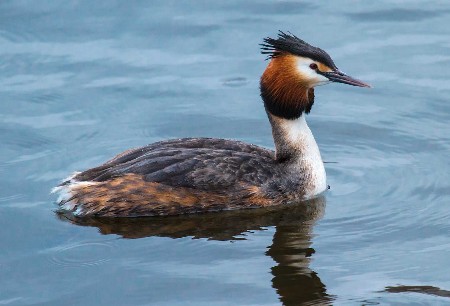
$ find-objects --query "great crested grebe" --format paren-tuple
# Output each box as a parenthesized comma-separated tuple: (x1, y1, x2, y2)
(53, 31, 370, 217)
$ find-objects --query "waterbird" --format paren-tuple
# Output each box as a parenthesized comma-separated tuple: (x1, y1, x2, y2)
(53, 31, 370, 217)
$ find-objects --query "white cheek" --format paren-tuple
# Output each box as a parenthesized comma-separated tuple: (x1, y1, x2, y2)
(296, 58, 330, 86)
(296, 60, 316, 78)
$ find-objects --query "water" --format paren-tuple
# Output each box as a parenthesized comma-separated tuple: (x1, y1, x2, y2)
(0, 1, 449, 305)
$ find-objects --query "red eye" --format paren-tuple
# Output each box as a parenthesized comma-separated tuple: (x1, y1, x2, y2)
(309, 63, 318, 70)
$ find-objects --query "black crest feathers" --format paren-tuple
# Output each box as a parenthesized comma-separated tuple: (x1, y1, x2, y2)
(260, 31, 337, 70)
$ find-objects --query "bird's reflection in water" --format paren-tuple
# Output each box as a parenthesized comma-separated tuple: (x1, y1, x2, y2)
(57, 196, 333, 305)
(384, 285, 450, 298)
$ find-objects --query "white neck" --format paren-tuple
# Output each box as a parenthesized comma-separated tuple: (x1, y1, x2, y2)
(270, 114, 327, 198)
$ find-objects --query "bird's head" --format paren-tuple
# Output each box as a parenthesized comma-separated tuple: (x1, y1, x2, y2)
(260, 31, 370, 119)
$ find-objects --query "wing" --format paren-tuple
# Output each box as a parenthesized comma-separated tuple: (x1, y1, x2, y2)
(72, 138, 278, 190)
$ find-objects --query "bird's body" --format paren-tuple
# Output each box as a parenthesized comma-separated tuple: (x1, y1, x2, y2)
(53, 31, 369, 217)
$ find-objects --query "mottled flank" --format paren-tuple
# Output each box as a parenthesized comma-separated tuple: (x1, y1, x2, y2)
(61, 174, 270, 217)
(55, 138, 316, 217)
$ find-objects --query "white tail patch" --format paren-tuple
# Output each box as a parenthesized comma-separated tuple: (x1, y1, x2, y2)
(51, 172, 98, 215)
(51, 172, 80, 194)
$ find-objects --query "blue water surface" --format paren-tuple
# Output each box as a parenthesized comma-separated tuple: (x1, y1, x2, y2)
(0, 1, 449, 305)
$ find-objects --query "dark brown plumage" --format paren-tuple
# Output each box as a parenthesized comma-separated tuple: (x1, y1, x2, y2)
(57, 138, 310, 217)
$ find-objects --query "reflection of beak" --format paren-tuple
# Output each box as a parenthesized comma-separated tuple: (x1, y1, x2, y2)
(321, 70, 371, 88)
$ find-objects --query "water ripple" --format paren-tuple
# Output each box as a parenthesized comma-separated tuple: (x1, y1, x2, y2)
(47, 241, 114, 268)
(347, 8, 450, 22)
(222, 77, 249, 87)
